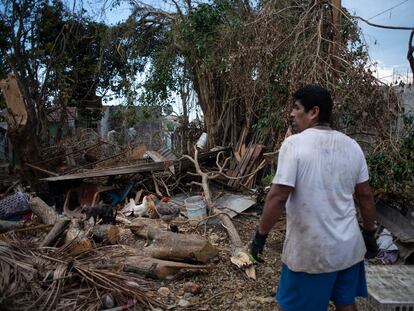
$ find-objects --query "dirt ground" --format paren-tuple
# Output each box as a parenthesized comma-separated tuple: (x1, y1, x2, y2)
(144, 214, 286, 311)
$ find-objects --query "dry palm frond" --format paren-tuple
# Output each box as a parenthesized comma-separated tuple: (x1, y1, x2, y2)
(0, 241, 165, 310)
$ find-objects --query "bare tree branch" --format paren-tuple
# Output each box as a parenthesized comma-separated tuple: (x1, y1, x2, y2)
(408, 30, 414, 75)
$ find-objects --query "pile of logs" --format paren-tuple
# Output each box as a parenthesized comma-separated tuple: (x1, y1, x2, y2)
(2, 196, 218, 280)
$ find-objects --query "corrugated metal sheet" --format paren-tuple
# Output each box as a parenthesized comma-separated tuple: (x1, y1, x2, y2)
(158, 147, 177, 161)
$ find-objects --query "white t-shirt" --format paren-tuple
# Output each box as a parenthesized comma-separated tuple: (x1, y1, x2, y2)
(272, 128, 368, 274)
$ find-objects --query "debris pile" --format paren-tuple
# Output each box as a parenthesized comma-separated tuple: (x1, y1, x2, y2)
(0, 130, 277, 310)
(1, 128, 412, 311)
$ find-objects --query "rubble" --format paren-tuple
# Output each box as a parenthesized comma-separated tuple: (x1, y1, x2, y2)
(0, 122, 412, 310)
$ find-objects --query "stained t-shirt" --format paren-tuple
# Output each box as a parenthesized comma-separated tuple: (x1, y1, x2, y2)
(272, 128, 368, 274)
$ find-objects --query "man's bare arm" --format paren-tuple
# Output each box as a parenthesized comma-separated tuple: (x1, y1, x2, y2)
(258, 184, 293, 235)
(355, 181, 376, 231)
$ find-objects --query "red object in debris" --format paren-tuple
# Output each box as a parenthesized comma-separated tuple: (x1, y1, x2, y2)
(122, 299, 137, 310)
(21, 212, 32, 222)
(161, 197, 170, 203)
(183, 282, 202, 295)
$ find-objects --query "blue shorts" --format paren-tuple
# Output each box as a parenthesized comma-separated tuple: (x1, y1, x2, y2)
(276, 261, 368, 311)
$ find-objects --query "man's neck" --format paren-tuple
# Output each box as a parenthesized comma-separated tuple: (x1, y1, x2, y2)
(312, 122, 331, 130)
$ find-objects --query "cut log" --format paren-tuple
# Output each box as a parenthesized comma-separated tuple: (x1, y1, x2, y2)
(92, 224, 120, 244)
(0, 219, 25, 233)
(40, 217, 71, 247)
(29, 197, 58, 225)
(116, 215, 132, 225)
(118, 227, 138, 245)
(130, 220, 217, 263)
(94, 255, 214, 279)
(64, 220, 92, 255)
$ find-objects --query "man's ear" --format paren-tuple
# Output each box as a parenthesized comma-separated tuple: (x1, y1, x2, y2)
(310, 106, 320, 121)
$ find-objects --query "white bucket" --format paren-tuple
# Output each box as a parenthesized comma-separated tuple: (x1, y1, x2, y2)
(196, 132, 208, 149)
(184, 195, 207, 221)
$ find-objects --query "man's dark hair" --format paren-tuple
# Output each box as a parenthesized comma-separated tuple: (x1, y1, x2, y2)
(293, 85, 333, 123)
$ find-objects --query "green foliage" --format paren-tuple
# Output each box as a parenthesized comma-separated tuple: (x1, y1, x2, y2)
(261, 173, 275, 186)
(0, 0, 129, 123)
(367, 115, 414, 192)
(110, 105, 161, 131)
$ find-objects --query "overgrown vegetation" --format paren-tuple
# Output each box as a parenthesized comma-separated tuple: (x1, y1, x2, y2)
(1, 0, 412, 192)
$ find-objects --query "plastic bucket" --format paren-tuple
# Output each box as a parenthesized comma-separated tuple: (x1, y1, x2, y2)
(184, 195, 207, 221)
(196, 133, 208, 149)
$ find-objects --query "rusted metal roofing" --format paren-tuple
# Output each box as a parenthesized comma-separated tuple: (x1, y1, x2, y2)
(43, 148, 227, 182)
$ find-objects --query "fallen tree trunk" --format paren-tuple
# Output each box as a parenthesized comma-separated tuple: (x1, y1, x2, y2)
(0, 219, 25, 233)
(183, 147, 255, 278)
(214, 209, 244, 250)
(40, 217, 71, 247)
(64, 220, 92, 255)
(29, 197, 58, 225)
(92, 224, 120, 244)
(183, 147, 245, 254)
(130, 219, 218, 263)
(94, 255, 214, 279)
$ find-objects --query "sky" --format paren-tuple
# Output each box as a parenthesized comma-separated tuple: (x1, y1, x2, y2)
(96, 0, 414, 84)
(343, 0, 414, 83)
(80, 0, 414, 111)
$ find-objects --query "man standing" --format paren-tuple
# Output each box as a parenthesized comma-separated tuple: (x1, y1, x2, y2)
(250, 85, 378, 311)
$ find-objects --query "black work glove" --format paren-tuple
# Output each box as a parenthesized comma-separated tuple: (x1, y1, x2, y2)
(250, 229, 268, 262)
(362, 228, 379, 259)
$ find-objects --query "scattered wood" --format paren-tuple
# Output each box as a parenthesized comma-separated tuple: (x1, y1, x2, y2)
(40, 217, 71, 247)
(0, 219, 25, 233)
(14, 223, 53, 233)
(116, 215, 132, 225)
(130, 221, 217, 263)
(29, 196, 58, 225)
(147, 150, 175, 173)
(92, 224, 120, 244)
(228, 143, 264, 189)
(183, 146, 254, 276)
(96, 255, 214, 279)
(24, 163, 58, 176)
(43, 148, 227, 182)
(64, 219, 93, 255)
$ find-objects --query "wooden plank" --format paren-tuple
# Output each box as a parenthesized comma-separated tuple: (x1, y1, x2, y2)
(147, 150, 175, 174)
(235, 126, 247, 156)
(24, 163, 59, 176)
(146, 150, 167, 162)
(243, 159, 266, 189)
(43, 162, 170, 182)
(231, 144, 256, 188)
(241, 145, 263, 185)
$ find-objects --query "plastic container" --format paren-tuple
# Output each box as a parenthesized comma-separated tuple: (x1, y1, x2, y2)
(184, 195, 207, 221)
(196, 133, 208, 149)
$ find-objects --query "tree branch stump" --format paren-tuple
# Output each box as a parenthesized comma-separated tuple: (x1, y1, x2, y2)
(94, 256, 215, 279)
(64, 219, 92, 255)
(130, 219, 218, 263)
(29, 197, 58, 225)
(0, 219, 25, 233)
(40, 217, 71, 247)
(92, 224, 120, 244)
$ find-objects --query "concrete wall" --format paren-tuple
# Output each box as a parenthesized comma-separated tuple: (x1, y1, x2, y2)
(400, 85, 414, 114)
